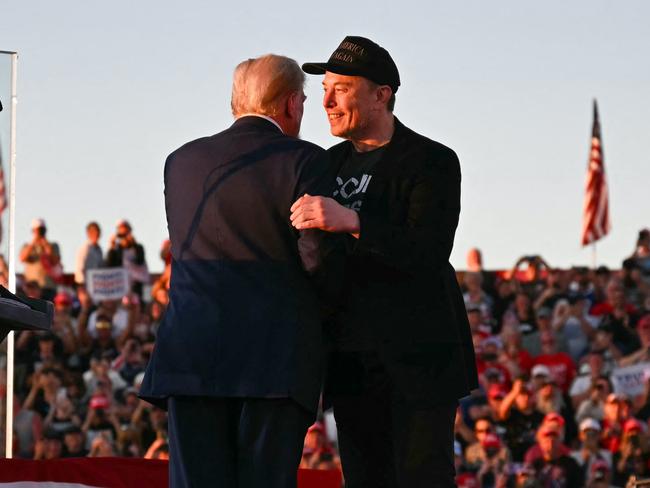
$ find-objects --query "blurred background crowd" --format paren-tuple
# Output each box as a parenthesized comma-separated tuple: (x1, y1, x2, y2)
(2, 219, 650, 487)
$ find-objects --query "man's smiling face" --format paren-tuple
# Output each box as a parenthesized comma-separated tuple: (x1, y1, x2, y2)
(322, 71, 379, 141)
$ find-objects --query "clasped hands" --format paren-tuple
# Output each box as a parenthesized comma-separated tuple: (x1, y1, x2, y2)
(290, 194, 360, 238)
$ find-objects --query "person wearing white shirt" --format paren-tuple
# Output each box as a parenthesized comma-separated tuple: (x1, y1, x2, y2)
(74, 222, 103, 285)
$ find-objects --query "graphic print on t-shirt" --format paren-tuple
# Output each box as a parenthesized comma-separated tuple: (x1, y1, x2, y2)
(333, 174, 373, 211)
(332, 146, 385, 211)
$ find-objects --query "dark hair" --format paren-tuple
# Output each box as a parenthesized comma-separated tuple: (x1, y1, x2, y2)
(367, 79, 396, 112)
(86, 221, 101, 233)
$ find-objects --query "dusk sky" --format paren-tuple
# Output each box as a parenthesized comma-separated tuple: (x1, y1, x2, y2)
(1, 0, 649, 273)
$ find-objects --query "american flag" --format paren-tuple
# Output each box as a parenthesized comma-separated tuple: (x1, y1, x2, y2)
(581, 100, 610, 246)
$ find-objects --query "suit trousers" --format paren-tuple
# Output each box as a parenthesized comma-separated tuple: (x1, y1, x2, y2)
(328, 351, 458, 488)
(167, 396, 313, 488)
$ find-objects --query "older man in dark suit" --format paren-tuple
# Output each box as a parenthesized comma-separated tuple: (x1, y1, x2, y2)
(291, 36, 478, 487)
(140, 54, 334, 488)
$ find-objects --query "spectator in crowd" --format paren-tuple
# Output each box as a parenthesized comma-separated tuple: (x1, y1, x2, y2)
(532, 330, 576, 395)
(463, 272, 494, 322)
(592, 266, 613, 303)
(601, 393, 631, 453)
(528, 423, 584, 486)
(575, 377, 613, 423)
(499, 324, 533, 379)
(477, 339, 512, 391)
(612, 418, 649, 486)
(467, 304, 492, 339)
(554, 294, 597, 361)
(492, 279, 516, 330)
(12, 393, 43, 459)
(299, 422, 342, 471)
(474, 433, 510, 487)
(512, 292, 536, 335)
(586, 459, 615, 488)
(499, 379, 544, 462)
(522, 306, 569, 357)
(465, 418, 510, 470)
(51, 292, 79, 358)
(570, 348, 609, 408)
(61, 425, 88, 457)
(74, 221, 103, 286)
(619, 313, 650, 367)
(533, 268, 566, 312)
(622, 258, 648, 309)
(591, 323, 624, 370)
(570, 418, 612, 478)
(105, 219, 149, 300)
(509, 255, 551, 294)
(631, 228, 650, 273)
(19, 218, 62, 300)
(43, 394, 81, 436)
(33, 429, 64, 460)
(23, 367, 65, 419)
(592, 279, 641, 355)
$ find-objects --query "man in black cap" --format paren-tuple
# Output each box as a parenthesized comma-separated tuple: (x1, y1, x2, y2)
(291, 36, 478, 487)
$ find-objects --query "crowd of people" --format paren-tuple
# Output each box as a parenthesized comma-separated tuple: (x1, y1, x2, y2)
(454, 230, 650, 487)
(1, 219, 650, 487)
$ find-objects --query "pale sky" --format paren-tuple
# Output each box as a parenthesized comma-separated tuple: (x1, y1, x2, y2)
(1, 0, 649, 273)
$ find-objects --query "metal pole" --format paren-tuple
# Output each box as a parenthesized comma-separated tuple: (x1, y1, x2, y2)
(5, 52, 18, 459)
(592, 243, 597, 269)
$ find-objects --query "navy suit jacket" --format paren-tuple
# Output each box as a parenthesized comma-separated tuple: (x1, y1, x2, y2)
(140, 116, 335, 412)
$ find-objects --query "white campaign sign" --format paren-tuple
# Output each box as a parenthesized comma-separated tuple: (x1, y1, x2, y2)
(611, 362, 650, 398)
(86, 268, 129, 301)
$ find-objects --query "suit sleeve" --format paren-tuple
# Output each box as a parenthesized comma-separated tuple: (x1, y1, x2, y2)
(293, 149, 345, 311)
(293, 149, 338, 275)
(355, 147, 461, 275)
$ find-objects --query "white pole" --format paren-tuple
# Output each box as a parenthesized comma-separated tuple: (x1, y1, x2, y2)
(5, 51, 18, 459)
(592, 243, 597, 269)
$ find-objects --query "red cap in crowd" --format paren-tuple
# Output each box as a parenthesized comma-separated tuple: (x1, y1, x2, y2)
(89, 395, 110, 410)
(488, 384, 507, 400)
(481, 433, 501, 450)
(543, 412, 566, 427)
(456, 472, 479, 488)
(54, 292, 72, 306)
(623, 418, 643, 434)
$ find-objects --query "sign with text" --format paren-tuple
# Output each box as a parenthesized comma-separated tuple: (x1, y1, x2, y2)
(87, 268, 129, 301)
(611, 362, 650, 398)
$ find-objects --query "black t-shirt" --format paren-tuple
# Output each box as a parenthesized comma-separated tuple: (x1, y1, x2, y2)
(330, 145, 385, 350)
(332, 146, 385, 211)
(502, 409, 544, 462)
(534, 455, 585, 487)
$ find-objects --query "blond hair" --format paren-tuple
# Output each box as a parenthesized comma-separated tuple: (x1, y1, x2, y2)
(231, 54, 305, 117)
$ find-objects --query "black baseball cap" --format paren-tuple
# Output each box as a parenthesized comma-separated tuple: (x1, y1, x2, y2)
(302, 36, 400, 93)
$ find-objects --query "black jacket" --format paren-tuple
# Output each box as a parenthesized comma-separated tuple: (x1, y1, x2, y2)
(328, 117, 478, 404)
(140, 116, 334, 412)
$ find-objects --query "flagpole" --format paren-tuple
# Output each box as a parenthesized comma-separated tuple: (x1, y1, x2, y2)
(5, 51, 17, 459)
(591, 242, 597, 269)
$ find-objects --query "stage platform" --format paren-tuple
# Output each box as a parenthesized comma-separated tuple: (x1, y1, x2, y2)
(0, 457, 342, 487)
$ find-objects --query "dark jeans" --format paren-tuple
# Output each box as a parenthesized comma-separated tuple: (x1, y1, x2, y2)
(328, 351, 458, 488)
(168, 396, 313, 488)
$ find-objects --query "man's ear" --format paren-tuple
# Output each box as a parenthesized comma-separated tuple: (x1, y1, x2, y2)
(376, 85, 392, 107)
(286, 92, 299, 119)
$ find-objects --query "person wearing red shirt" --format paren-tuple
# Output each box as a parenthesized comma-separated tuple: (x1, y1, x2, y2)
(533, 331, 576, 394)
(590, 279, 638, 317)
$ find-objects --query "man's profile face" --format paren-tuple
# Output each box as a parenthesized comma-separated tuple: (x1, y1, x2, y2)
(322, 72, 379, 140)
